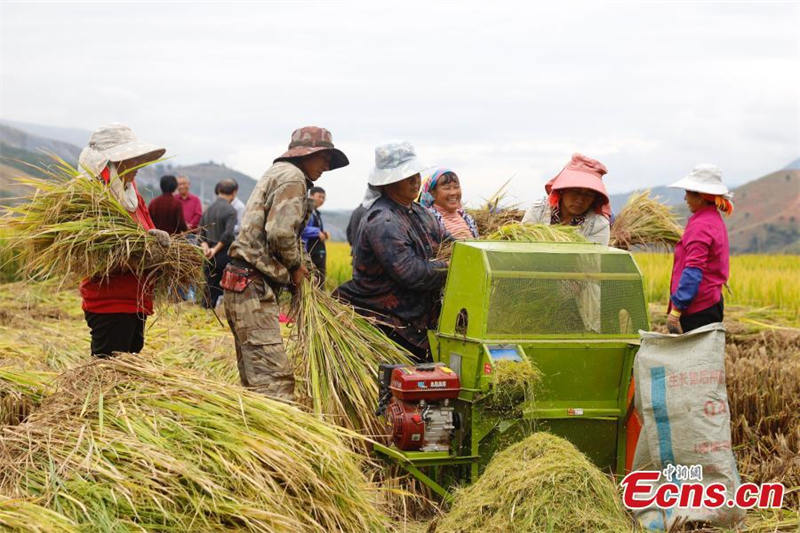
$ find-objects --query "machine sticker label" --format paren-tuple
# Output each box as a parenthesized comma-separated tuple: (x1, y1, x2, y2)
(430, 381, 447, 388)
(417, 381, 427, 388)
(411, 434, 421, 441)
(483, 363, 492, 375)
(568, 408, 584, 416)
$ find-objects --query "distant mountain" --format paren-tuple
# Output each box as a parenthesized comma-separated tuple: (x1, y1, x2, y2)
(0, 122, 258, 208)
(784, 157, 800, 170)
(725, 168, 800, 253)
(0, 119, 91, 149)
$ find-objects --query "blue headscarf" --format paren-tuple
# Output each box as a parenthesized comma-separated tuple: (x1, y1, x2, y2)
(418, 167, 457, 208)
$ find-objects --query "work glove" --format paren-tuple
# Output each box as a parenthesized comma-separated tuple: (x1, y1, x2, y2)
(148, 228, 171, 248)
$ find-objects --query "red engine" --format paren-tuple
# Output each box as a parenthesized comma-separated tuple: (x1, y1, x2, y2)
(377, 363, 460, 452)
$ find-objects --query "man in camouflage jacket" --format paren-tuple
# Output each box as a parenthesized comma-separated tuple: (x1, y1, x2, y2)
(223, 126, 348, 400)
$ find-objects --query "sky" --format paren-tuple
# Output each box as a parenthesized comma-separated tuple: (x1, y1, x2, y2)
(1, 1, 799, 209)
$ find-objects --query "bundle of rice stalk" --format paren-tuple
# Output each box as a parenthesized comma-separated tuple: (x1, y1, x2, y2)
(436, 433, 633, 532)
(288, 279, 413, 440)
(0, 496, 77, 533)
(483, 358, 542, 412)
(610, 190, 683, 250)
(435, 223, 586, 262)
(0, 367, 55, 426)
(486, 222, 587, 243)
(0, 355, 387, 532)
(2, 158, 204, 302)
(464, 179, 526, 236)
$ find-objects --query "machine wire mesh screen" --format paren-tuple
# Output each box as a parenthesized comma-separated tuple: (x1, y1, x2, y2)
(484, 250, 647, 336)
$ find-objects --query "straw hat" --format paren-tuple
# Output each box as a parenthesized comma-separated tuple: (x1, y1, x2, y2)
(669, 164, 730, 197)
(78, 123, 165, 177)
(274, 126, 349, 170)
(368, 142, 427, 187)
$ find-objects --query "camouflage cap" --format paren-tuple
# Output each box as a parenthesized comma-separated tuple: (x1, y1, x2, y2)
(274, 126, 349, 170)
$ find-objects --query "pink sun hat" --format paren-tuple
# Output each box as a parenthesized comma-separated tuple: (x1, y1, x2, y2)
(545, 153, 611, 217)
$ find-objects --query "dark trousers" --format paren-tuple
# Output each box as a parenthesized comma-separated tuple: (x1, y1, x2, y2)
(203, 247, 230, 308)
(84, 311, 146, 357)
(378, 324, 431, 364)
(680, 297, 724, 333)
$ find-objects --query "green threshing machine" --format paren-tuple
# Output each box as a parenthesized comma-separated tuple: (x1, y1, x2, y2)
(373, 241, 649, 500)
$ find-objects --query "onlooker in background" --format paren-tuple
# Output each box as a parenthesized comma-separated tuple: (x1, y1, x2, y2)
(666, 164, 732, 334)
(301, 186, 330, 284)
(148, 174, 188, 234)
(199, 179, 237, 308)
(230, 179, 246, 234)
(418, 167, 478, 239)
(176, 175, 203, 231)
(346, 195, 369, 248)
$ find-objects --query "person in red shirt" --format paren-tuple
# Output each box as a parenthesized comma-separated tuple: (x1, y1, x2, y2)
(77, 123, 172, 357)
(176, 175, 203, 230)
(148, 174, 188, 234)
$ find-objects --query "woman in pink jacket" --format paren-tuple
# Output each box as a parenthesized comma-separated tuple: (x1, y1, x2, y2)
(666, 164, 733, 334)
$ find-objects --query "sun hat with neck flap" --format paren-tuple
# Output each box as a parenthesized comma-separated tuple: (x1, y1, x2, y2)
(368, 141, 428, 187)
(545, 153, 611, 218)
(274, 126, 349, 170)
(78, 123, 166, 178)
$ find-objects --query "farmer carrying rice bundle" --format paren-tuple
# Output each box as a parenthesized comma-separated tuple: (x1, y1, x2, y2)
(222, 126, 349, 401)
(666, 164, 732, 334)
(335, 142, 448, 362)
(77, 123, 170, 358)
(522, 153, 611, 245)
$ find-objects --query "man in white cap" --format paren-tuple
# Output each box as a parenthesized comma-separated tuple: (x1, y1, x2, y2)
(222, 126, 348, 401)
(77, 123, 171, 357)
(334, 142, 449, 362)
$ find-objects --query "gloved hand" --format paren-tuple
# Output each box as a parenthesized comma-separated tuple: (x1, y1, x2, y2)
(666, 313, 683, 334)
(148, 228, 171, 248)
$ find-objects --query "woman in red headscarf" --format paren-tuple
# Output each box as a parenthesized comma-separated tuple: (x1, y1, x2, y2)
(522, 153, 611, 245)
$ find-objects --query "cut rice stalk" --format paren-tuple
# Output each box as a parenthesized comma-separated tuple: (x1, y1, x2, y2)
(610, 190, 683, 250)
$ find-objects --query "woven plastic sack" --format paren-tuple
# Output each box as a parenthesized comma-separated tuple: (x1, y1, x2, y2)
(632, 323, 744, 530)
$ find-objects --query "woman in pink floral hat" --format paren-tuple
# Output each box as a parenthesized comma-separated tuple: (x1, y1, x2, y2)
(522, 153, 611, 245)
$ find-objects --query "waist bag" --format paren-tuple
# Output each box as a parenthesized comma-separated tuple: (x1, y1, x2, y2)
(220, 264, 259, 293)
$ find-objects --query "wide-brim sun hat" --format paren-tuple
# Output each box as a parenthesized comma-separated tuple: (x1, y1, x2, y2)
(669, 164, 730, 197)
(546, 153, 610, 206)
(368, 141, 427, 187)
(78, 123, 166, 177)
(274, 126, 349, 170)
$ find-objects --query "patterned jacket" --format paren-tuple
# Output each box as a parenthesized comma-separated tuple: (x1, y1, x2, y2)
(335, 195, 448, 351)
(228, 162, 312, 286)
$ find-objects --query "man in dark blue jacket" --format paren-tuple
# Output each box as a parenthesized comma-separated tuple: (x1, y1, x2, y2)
(301, 186, 330, 285)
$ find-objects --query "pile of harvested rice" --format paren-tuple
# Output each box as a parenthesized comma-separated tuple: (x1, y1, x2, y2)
(289, 280, 413, 439)
(726, 328, 800, 508)
(610, 190, 683, 250)
(436, 223, 585, 261)
(0, 367, 54, 426)
(483, 358, 542, 412)
(464, 179, 525, 236)
(0, 355, 387, 532)
(2, 159, 205, 303)
(0, 496, 77, 533)
(436, 432, 632, 532)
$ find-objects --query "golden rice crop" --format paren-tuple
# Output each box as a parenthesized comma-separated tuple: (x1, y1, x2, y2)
(0, 355, 387, 532)
(610, 190, 683, 250)
(464, 179, 526, 236)
(288, 279, 413, 440)
(483, 358, 542, 412)
(436, 432, 634, 532)
(0, 496, 77, 533)
(2, 158, 205, 304)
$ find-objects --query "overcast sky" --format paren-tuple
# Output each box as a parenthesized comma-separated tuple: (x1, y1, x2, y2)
(2, 1, 798, 209)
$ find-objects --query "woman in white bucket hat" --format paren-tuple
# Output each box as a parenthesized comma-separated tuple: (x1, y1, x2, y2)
(77, 123, 171, 357)
(666, 164, 733, 334)
(334, 142, 449, 361)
